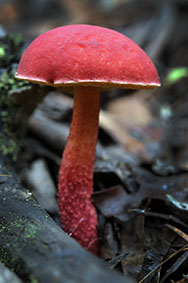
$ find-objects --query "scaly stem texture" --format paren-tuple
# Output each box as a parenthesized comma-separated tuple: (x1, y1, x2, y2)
(58, 86, 100, 254)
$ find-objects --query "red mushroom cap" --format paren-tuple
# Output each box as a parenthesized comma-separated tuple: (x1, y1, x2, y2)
(16, 24, 160, 89)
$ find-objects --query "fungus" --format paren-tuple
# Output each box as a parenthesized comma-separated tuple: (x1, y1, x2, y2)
(16, 24, 160, 254)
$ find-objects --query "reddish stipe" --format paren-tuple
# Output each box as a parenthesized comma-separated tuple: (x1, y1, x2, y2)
(16, 24, 160, 254)
(58, 87, 100, 253)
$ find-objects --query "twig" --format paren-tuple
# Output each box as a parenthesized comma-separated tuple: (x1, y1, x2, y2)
(139, 244, 188, 283)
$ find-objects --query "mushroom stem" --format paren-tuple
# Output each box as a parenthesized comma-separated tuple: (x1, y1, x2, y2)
(58, 86, 100, 254)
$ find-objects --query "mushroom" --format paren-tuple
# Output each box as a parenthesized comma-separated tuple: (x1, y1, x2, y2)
(16, 24, 160, 254)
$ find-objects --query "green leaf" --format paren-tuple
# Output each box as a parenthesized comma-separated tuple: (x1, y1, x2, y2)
(166, 67, 188, 84)
(0, 46, 5, 57)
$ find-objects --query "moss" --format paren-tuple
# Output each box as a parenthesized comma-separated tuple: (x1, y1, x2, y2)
(0, 68, 27, 161)
(0, 218, 40, 282)
(24, 223, 37, 239)
(0, 246, 18, 270)
(0, 247, 10, 266)
(0, 33, 29, 161)
(0, 33, 47, 161)
(0, 216, 38, 247)
(0, 33, 24, 67)
(0, 133, 18, 161)
(29, 274, 39, 283)
(8, 218, 38, 240)
(0, 224, 6, 233)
